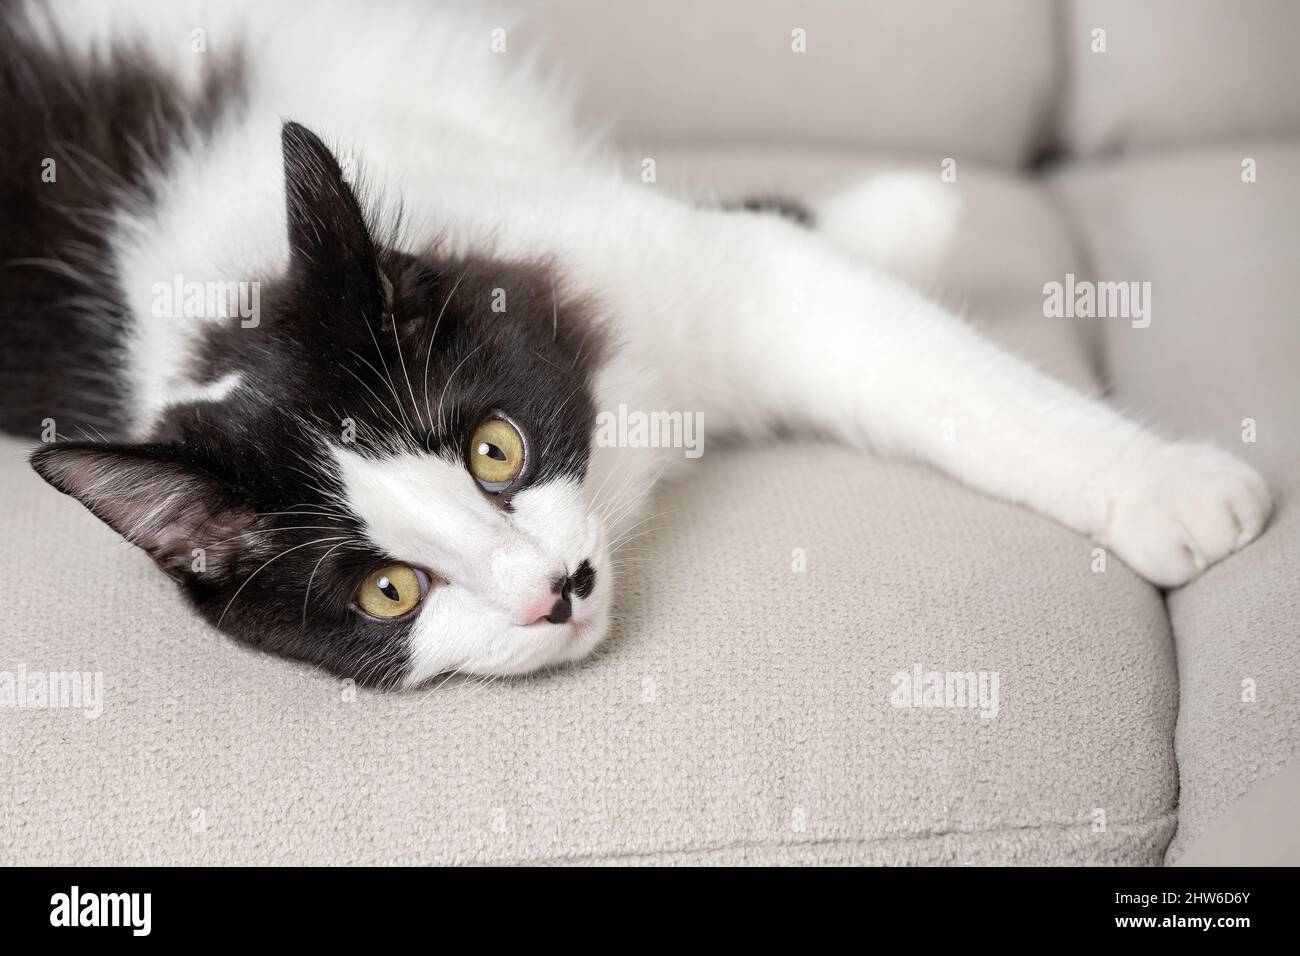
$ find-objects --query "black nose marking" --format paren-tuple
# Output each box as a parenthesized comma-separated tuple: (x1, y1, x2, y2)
(544, 561, 595, 623)
(546, 595, 572, 624)
(570, 560, 596, 600)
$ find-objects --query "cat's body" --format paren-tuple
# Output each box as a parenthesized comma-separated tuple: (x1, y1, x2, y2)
(2, 0, 1272, 688)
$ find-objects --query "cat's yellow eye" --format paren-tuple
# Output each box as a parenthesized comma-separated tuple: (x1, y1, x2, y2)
(469, 417, 526, 492)
(356, 564, 427, 620)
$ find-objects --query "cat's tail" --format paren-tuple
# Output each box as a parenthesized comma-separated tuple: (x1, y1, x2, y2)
(808, 170, 962, 286)
(727, 170, 961, 286)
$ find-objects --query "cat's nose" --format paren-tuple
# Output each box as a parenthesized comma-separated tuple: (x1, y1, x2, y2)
(522, 576, 573, 625)
(544, 593, 572, 625)
(522, 594, 571, 625)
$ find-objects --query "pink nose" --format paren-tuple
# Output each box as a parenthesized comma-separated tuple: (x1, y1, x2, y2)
(523, 595, 561, 625)
(521, 582, 574, 626)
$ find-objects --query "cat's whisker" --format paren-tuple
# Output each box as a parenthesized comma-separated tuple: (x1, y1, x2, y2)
(585, 453, 626, 519)
(611, 548, 660, 564)
(609, 548, 659, 565)
(593, 457, 642, 523)
(216, 535, 350, 630)
(347, 347, 408, 428)
(301, 539, 354, 629)
(254, 510, 349, 521)
(529, 348, 563, 372)
(275, 463, 353, 512)
(341, 249, 413, 435)
(606, 508, 675, 549)
(609, 532, 666, 558)
(452, 670, 506, 702)
(610, 552, 657, 566)
(435, 341, 486, 434)
(389, 301, 426, 433)
(341, 360, 405, 431)
(206, 525, 344, 549)
(424, 660, 473, 696)
(609, 524, 671, 554)
(541, 384, 584, 463)
(605, 548, 650, 564)
(604, 458, 675, 533)
(263, 496, 350, 517)
(326, 392, 387, 439)
(354, 638, 406, 688)
(422, 266, 469, 429)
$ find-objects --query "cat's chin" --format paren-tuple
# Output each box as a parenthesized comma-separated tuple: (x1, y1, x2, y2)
(545, 612, 611, 668)
(401, 578, 614, 688)
(501, 598, 614, 675)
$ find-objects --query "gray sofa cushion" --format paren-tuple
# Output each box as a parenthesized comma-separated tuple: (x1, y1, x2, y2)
(1053, 142, 1300, 861)
(524, 0, 1056, 166)
(1061, 0, 1300, 156)
(0, 437, 1179, 864)
(0, 151, 1180, 864)
(1174, 760, 1300, 866)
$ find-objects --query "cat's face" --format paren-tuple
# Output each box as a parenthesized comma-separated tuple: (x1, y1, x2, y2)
(31, 122, 613, 689)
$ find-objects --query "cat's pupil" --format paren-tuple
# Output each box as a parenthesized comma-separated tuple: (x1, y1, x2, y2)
(478, 442, 506, 462)
(377, 577, 400, 602)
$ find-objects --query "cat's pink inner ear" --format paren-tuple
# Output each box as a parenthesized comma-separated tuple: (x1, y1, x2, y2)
(30, 443, 260, 579)
(140, 499, 263, 579)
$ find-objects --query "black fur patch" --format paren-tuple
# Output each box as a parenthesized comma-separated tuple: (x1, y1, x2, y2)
(720, 194, 814, 227)
(0, 3, 245, 438)
(569, 559, 596, 600)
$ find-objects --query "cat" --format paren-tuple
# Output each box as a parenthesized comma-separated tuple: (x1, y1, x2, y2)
(2, 0, 1271, 689)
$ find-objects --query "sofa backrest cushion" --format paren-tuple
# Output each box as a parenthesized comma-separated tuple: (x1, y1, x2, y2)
(1061, 0, 1300, 155)
(527, 0, 1056, 166)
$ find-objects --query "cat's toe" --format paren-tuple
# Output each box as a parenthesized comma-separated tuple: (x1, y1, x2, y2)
(1100, 441, 1271, 588)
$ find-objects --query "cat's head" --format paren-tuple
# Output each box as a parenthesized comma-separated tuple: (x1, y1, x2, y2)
(30, 121, 614, 689)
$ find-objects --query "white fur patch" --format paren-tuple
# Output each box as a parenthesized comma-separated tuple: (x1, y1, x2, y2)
(159, 371, 243, 411)
(332, 447, 610, 683)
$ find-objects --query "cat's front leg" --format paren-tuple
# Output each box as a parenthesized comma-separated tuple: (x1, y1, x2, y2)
(626, 207, 1271, 587)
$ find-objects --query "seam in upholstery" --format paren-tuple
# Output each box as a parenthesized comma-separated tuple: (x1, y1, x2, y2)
(486, 811, 1179, 867)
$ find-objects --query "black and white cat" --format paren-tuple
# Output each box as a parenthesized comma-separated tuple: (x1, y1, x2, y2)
(2, 0, 1271, 688)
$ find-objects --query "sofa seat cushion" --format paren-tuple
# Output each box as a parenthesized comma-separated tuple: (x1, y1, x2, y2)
(0, 437, 1178, 864)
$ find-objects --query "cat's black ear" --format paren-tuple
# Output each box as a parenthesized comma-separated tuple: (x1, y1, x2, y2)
(31, 443, 263, 583)
(281, 120, 387, 316)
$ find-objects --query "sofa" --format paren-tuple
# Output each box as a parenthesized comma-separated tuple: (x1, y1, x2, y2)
(1, 0, 1296, 865)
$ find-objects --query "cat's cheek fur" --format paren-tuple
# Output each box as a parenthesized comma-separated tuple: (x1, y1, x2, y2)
(333, 447, 611, 684)
(399, 507, 612, 685)
(401, 566, 612, 686)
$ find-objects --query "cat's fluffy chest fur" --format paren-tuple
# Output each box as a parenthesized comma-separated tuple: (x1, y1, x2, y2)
(5, 0, 1273, 688)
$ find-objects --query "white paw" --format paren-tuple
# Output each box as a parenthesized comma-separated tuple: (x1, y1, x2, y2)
(1101, 441, 1271, 588)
